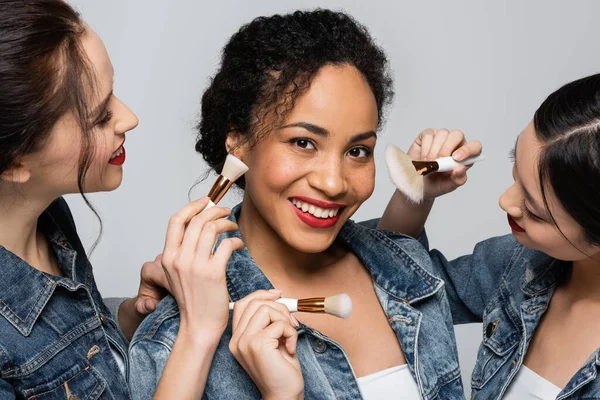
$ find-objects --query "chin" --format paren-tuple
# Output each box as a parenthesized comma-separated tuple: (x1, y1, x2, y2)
(283, 230, 339, 254)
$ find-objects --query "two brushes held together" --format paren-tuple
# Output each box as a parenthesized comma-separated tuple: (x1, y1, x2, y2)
(205, 154, 354, 320)
(385, 129, 485, 203)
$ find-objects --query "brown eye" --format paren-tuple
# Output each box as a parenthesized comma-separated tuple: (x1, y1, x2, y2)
(291, 138, 315, 150)
(348, 146, 371, 158)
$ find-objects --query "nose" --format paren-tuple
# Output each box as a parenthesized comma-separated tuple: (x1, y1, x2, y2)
(114, 96, 139, 135)
(499, 183, 523, 218)
(307, 154, 348, 198)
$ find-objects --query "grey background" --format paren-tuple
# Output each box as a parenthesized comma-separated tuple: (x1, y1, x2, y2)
(66, 0, 600, 395)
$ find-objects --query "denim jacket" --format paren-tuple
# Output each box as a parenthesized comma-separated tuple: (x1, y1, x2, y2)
(0, 198, 131, 399)
(129, 206, 464, 400)
(429, 234, 600, 399)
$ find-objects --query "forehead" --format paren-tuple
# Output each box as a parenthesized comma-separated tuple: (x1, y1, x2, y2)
(283, 65, 379, 131)
(80, 28, 114, 100)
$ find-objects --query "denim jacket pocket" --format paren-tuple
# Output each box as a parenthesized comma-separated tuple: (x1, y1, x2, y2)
(20, 361, 106, 400)
(471, 300, 519, 390)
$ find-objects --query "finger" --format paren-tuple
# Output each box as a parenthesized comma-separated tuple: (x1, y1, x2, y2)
(194, 220, 240, 259)
(452, 140, 483, 162)
(426, 128, 449, 161)
(450, 165, 469, 186)
(180, 207, 233, 255)
(163, 198, 211, 261)
(438, 129, 467, 157)
(231, 290, 282, 330)
(261, 320, 299, 355)
(233, 301, 290, 339)
(211, 237, 245, 269)
(418, 129, 435, 160)
(135, 297, 157, 314)
(238, 305, 292, 338)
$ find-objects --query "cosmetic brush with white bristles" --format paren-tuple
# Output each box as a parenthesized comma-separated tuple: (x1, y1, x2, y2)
(206, 154, 249, 208)
(385, 144, 485, 204)
(229, 293, 353, 319)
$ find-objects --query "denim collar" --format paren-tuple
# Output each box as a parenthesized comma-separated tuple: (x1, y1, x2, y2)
(220, 204, 443, 304)
(0, 199, 90, 336)
(516, 244, 570, 297)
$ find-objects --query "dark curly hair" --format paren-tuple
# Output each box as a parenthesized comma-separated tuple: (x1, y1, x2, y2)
(195, 9, 394, 188)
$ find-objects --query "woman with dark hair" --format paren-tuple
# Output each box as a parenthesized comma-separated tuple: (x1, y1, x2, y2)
(381, 73, 600, 399)
(0, 1, 242, 398)
(130, 9, 481, 400)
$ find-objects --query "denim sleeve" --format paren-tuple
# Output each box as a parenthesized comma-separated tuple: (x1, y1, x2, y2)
(428, 235, 519, 324)
(0, 379, 15, 399)
(128, 339, 171, 400)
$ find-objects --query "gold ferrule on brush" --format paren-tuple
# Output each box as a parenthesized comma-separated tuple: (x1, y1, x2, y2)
(207, 175, 234, 205)
(412, 160, 440, 177)
(297, 297, 326, 313)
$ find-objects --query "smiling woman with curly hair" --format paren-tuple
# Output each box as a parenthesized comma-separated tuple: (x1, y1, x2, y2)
(129, 9, 466, 400)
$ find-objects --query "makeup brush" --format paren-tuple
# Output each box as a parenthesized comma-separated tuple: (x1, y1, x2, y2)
(229, 293, 353, 319)
(206, 154, 249, 208)
(385, 144, 485, 204)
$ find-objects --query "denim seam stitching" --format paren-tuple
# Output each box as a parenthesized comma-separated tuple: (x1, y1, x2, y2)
(349, 225, 443, 301)
(0, 277, 55, 325)
(3, 316, 100, 378)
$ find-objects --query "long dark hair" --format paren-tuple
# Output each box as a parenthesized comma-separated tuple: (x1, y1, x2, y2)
(534, 73, 600, 247)
(0, 0, 102, 250)
(195, 9, 394, 189)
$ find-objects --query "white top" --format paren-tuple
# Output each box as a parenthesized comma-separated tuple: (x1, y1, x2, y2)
(110, 345, 126, 376)
(356, 364, 421, 399)
(503, 365, 562, 400)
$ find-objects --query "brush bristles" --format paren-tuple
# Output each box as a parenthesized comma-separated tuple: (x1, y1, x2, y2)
(385, 144, 425, 204)
(324, 293, 352, 319)
(222, 154, 249, 182)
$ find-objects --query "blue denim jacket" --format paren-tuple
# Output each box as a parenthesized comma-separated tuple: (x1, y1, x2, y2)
(0, 198, 132, 399)
(429, 234, 600, 399)
(129, 206, 464, 400)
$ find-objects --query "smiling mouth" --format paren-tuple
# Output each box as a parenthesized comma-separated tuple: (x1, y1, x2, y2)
(109, 142, 126, 166)
(507, 214, 526, 233)
(291, 198, 342, 219)
(288, 197, 346, 229)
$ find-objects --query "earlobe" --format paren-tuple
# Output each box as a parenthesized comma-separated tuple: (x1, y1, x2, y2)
(1, 163, 31, 184)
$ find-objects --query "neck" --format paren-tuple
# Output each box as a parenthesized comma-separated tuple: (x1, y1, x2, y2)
(0, 184, 59, 274)
(237, 195, 344, 286)
(562, 255, 600, 302)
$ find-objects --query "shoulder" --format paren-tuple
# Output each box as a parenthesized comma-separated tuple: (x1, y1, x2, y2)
(130, 295, 180, 348)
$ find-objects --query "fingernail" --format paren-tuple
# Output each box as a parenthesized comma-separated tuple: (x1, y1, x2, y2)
(292, 315, 300, 327)
(453, 151, 465, 161)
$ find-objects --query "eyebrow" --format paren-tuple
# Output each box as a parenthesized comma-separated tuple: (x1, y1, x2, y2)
(280, 122, 376, 144)
(513, 137, 549, 217)
(91, 89, 113, 120)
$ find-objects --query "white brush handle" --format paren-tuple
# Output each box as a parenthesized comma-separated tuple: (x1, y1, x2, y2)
(205, 199, 216, 210)
(229, 298, 298, 312)
(435, 154, 486, 173)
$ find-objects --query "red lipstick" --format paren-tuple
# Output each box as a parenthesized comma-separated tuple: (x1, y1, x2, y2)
(507, 214, 525, 233)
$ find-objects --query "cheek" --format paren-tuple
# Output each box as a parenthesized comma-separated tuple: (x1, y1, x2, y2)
(245, 147, 304, 193)
(350, 163, 375, 200)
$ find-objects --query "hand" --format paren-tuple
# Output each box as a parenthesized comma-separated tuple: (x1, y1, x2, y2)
(161, 197, 244, 339)
(407, 128, 482, 200)
(134, 254, 170, 315)
(229, 290, 304, 400)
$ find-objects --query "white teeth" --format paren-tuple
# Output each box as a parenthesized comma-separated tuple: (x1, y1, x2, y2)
(110, 146, 123, 160)
(291, 199, 341, 219)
